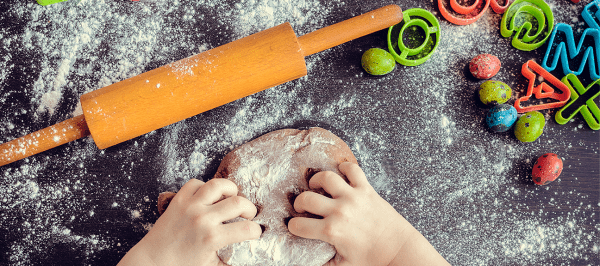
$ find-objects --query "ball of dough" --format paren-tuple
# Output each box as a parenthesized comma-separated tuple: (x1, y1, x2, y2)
(214, 127, 358, 266)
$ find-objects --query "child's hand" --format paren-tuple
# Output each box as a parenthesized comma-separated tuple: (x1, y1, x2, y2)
(288, 162, 408, 265)
(118, 178, 262, 266)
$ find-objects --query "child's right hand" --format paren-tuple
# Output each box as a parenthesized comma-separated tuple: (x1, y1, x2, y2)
(288, 162, 449, 266)
(118, 178, 262, 266)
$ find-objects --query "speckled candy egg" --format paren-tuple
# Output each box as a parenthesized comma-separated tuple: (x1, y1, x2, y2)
(515, 111, 545, 142)
(361, 48, 395, 75)
(469, 54, 501, 79)
(479, 80, 512, 106)
(486, 104, 517, 132)
(532, 153, 563, 185)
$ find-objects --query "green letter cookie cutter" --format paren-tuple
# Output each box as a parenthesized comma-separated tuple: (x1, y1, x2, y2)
(37, 0, 68, 6)
(500, 0, 554, 51)
(555, 74, 600, 130)
(387, 8, 441, 66)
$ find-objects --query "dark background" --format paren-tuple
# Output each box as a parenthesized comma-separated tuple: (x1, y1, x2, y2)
(0, 0, 598, 265)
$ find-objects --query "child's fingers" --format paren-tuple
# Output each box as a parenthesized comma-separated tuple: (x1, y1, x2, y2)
(218, 220, 262, 248)
(210, 196, 258, 221)
(309, 171, 351, 198)
(287, 217, 330, 243)
(194, 178, 239, 204)
(177, 178, 206, 198)
(338, 162, 369, 188)
(293, 191, 335, 216)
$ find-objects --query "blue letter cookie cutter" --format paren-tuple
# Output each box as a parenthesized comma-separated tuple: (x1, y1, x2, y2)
(387, 8, 440, 66)
(582, 0, 600, 30)
(542, 23, 600, 81)
(555, 74, 600, 130)
(500, 0, 554, 51)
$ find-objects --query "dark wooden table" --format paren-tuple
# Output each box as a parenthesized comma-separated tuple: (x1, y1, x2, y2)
(0, 0, 598, 265)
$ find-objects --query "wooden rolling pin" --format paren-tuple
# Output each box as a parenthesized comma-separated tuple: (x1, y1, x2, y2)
(0, 5, 402, 167)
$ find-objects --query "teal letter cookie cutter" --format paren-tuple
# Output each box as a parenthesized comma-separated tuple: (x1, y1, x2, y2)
(500, 0, 554, 51)
(387, 8, 441, 66)
(37, 0, 68, 5)
(555, 74, 600, 130)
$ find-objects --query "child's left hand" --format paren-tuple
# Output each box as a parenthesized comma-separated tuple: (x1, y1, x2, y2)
(118, 178, 262, 266)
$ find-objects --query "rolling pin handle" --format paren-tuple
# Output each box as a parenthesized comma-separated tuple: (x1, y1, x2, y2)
(298, 5, 403, 57)
(0, 114, 91, 167)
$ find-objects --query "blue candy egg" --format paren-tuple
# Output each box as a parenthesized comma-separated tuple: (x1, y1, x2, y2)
(486, 104, 517, 132)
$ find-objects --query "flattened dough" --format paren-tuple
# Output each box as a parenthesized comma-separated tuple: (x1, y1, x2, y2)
(215, 127, 357, 266)
(158, 127, 357, 266)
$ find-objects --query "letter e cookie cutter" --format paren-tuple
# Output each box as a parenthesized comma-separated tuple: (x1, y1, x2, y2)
(514, 60, 571, 113)
(555, 74, 600, 130)
(387, 8, 441, 66)
(500, 0, 554, 51)
(438, 0, 512, 25)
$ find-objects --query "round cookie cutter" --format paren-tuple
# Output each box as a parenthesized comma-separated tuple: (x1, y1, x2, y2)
(500, 0, 554, 51)
(387, 8, 441, 67)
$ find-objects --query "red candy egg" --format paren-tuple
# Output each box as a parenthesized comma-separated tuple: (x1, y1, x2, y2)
(532, 153, 563, 185)
(469, 54, 501, 79)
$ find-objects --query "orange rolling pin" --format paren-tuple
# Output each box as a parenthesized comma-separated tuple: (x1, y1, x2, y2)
(0, 5, 402, 167)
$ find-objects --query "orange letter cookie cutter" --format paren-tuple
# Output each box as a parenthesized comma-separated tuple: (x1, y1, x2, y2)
(514, 60, 571, 113)
(438, 0, 511, 25)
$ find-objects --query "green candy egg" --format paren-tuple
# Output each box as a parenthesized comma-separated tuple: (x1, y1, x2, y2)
(361, 48, 396, 75)
(479, 80, 512, 106)
(515, 111, 545, 142)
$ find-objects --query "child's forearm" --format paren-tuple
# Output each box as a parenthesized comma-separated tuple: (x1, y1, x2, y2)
(388, 224, 450, 266)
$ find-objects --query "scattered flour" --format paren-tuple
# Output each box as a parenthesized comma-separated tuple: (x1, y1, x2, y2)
(0, 0, 597, 265)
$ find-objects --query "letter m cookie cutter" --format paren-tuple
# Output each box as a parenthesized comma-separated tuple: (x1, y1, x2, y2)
(542, 23, 600, 81)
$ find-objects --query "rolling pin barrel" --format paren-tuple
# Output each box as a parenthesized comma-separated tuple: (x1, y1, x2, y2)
(0, 5, 403, 166)
(81, 22, 308, 149)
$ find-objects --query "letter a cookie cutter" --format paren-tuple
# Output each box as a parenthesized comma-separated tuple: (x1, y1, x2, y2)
(438, 0, 512, 25)
(387, 8, 441, 66)
(514, 60, 571, 113)
(500, 0, 554, 51)
(555, 74, 600, 130)
(542, 23, 600, 81)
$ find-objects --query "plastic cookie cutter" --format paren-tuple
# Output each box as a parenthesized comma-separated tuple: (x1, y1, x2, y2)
(583, 0, 600, 30)
(387, 8, 440, 66)
(555, 74, 600, 130)
(438, 0, 511, 25)
(514, 60, 571, 113)
(500, 0, 554, 51)
(37, 0, 68, 5)
(490, 0, 512, 14)
(542, 23, 600, 81)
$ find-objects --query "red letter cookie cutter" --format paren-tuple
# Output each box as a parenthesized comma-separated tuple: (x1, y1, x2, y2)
(514, 60, 571, 113)
(438, 0, 511, 25)
(555, 74, 600, 130)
